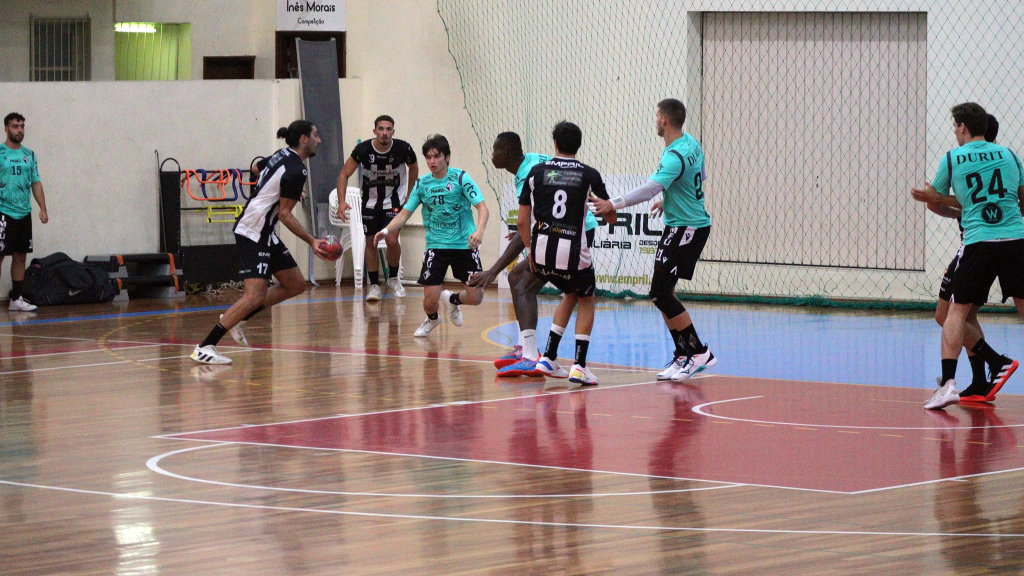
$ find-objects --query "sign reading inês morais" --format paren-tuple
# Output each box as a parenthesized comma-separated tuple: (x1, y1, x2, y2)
(277, 0, 346, 31)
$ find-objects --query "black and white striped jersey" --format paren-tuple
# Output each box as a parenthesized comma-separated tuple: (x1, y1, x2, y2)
(234, 147, 307, 245)
(351, 139, 417, 214)
(519, 157, 609, 272)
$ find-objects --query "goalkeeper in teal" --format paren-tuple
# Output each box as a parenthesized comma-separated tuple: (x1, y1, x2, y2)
(591, 98, 715, 381)
(912, 102, 1024, 410)
(374, 134, 489, 338)
(468, 132, 615, 377)
(1, 112, 50, 312)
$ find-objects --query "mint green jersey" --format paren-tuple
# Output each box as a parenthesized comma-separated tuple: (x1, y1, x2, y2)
(519, 153, 598, 232)
(932, 140, 1024, 245)
(0, 144, 41, 219)
(651, 133, 710, 229)
(404, 167, 484, 249)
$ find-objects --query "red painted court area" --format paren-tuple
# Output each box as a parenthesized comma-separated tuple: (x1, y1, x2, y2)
(168, 376, 1024, 493)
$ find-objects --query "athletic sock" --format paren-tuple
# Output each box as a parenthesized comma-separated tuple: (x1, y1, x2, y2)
(681, 325, 706, 355)
(243, 305, 265, 321)
(969, 355, 987, 386)
(449, 292, 463, 306)
(941, 359, 958, 385)
(520, 329, 539, 359)
(428, 312, 439, 320)
(368, 271, 380, 286)
(201, 323, 228, 348)
(387, 265, 399, 279)
(544, 324, 565, 360)
(669, 329, 685, 358)
(971, 338, 1005, 368)
(575, 335, 591, 367)
(10, 280, 24, 300)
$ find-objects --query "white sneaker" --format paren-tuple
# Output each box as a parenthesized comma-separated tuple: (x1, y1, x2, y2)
(366, 284, 382, 302)
(925, 379, 960, 410)
(220, 314, 249, 347)
(536, 357, 569, 379)
(440, 290, 463, 327)
(671, 348, 717, 381)
(657, 357, 687, 380)
(568, 364, 599, 386)
(191, 344, 232, 365)
(414, 316, 442, 337)
(387, 277, 406, 297)
(8, 297, 37, 312)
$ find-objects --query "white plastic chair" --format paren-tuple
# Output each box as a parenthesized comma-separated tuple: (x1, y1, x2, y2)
(328, 187, 401, 287)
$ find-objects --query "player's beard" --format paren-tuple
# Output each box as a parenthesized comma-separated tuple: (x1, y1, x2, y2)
(8, 132, 23, 143)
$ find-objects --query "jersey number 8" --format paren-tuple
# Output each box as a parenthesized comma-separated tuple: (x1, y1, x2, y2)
(553, 190, 567, 219)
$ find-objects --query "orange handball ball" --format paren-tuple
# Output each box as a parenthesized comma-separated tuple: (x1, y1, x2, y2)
(322, 235, 343, 261)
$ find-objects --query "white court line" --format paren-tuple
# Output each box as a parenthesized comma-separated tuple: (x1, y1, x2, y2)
(692, 396, 1024, 430)
(162, 438, 855, 495)
(1, 331, 672, 375)
(849, 465, 1024, 494)
(0, 343, 163, 361)
(0, 349, 256, 376)
(146, 443, 741, 498)
(152, 377, 711, 438)
(692, 395, 1024, 493)
(2, 478, 1022, 538)
(256, 345, 660, 374)
(0, 333, 170, 345)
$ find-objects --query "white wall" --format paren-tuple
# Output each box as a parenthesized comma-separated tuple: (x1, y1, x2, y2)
(0, 0, 115, 82)
(115, 0, 278, 80)
(0, 78, 364, 296)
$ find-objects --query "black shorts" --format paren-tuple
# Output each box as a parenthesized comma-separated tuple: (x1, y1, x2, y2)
(949, 239, 1024, 306)
(655, 225, 710, 280)
(418, 248, 482, 286)
(532, 265, 597, 298)
(938, 246, 986, 304)
(236, 233, 297, 280)
(0, 212, 32, 255)
(362, 207, 400, 237)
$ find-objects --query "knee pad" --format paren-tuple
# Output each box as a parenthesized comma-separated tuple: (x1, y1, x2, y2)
(650, 272, 685, 318)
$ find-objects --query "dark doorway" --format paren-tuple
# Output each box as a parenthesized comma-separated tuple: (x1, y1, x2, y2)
(203, 56, 256, 79)
(276, 32, 346, 79)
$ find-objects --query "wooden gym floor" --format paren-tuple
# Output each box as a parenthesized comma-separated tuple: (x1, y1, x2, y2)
(2, 284, 1024, 574)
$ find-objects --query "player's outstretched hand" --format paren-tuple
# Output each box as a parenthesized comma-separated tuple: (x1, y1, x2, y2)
(649, 199, 663, 219)
(467, 269, 496, 288)
(504, 230, 518, 241)
(372, 230, 387, 246)
(589, 193, 614, 217)
(336, 199, 350, 223)
(911, 181, 941, 203)
(468, 230, 484, 250)
(311, 239, 331, 260)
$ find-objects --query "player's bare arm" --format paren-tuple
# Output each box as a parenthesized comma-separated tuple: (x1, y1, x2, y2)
(334, 156, 359, 222)
(468, 202, 489, 249)
(279, 197, 329, 259)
